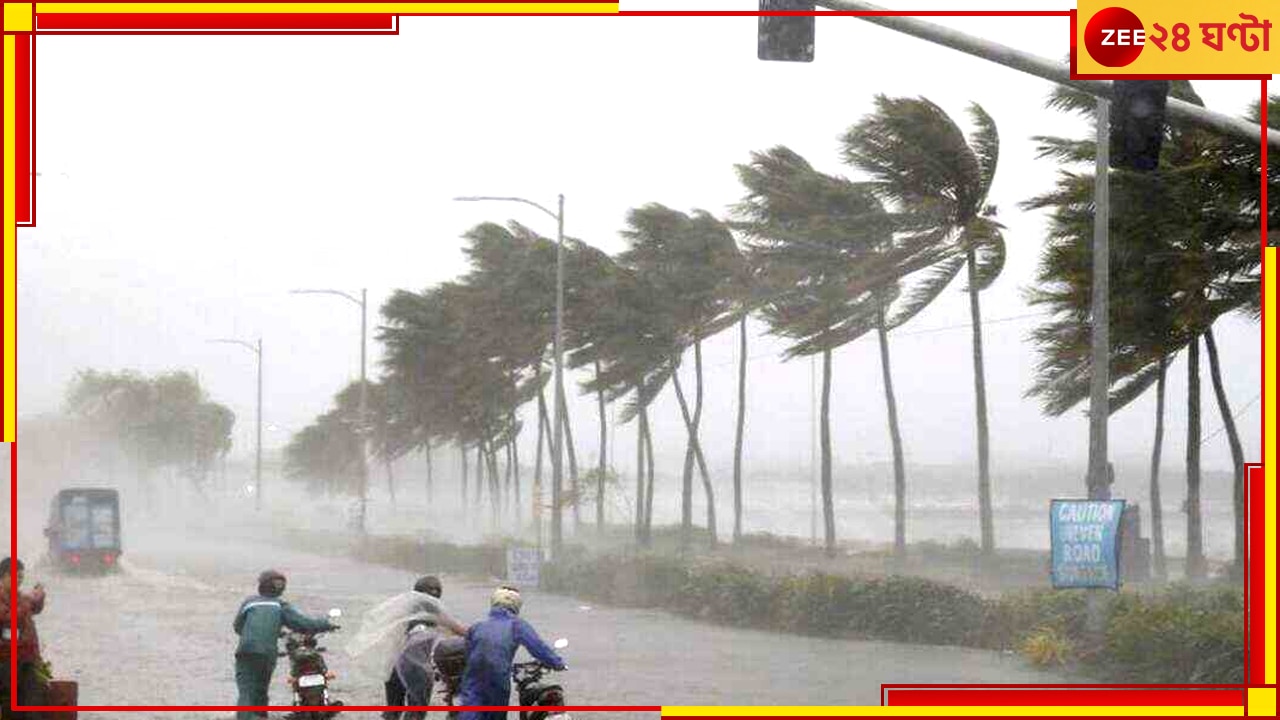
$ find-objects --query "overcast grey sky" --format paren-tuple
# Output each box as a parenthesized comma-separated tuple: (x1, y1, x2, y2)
(17, 0, 1268, 482)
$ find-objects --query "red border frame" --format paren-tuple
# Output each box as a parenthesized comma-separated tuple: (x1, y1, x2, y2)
(3, 2, 1272, 714)
(882, 688, 1246, 706)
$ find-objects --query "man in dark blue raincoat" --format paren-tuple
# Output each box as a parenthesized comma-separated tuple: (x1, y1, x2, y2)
(457, 586, 566, 720)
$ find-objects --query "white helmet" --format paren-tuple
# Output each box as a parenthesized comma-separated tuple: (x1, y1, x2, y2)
(491, 585, 522, 614)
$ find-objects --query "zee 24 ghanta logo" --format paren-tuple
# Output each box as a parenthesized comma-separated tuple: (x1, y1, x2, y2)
(1084, 6, 1272, 67)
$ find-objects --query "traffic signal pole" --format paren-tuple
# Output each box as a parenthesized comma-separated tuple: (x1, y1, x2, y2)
(813, 0, 1280, 150)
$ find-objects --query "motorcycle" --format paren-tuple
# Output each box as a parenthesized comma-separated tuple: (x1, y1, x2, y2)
(280, 607, 345, 720)
(512, 638, 571, 720)
(431, 635, 468, 719)
(431, 636, 570, 720)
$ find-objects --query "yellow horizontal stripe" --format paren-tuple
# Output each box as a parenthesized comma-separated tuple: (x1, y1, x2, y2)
(659, 707, 1243, 717)
(36, 3, 617, 13)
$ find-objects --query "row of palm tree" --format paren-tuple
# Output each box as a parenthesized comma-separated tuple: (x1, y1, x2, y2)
(1023, 83, 1270, 579)
(283, 87, 1270, 572)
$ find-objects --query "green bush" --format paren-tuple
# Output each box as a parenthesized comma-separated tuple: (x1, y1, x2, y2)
(1020, 626, 1074, 667)
(679, 562, 779, 626)
(990, 588, 1090, 649)
(274, 528, 1244, 685)
(542, 554, 995, 648)
(1100, 585, 1244, 683)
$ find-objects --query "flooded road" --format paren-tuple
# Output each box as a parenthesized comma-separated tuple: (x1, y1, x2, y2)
(25, 519, 1072, 719)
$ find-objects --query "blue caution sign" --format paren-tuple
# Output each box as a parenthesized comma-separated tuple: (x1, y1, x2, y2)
(1050, 499, 1126, 589)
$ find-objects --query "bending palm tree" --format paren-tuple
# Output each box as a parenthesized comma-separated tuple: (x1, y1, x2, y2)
(735, 146, 904, 558)
(843, 95, 1006, 557)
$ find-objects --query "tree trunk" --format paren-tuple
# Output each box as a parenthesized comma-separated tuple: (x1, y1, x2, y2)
(733, 316, 748, 544)
(1149, 355, 1168, 581)
(820, 348, 835, 558)
(505, 437, 514, 520)
(643, 408, 656, 541)
(425, 444, 433, 504)
(386, 457, 396, 503)
(536, 382, 548, 534)
(465, 440, 476, 507)
(680, 367, 694, 547)
(475, 443, 485, 510)
(488, 442, 501, 526)
(1204, 327, 1245, 579)
(693, 341, 714, 543)
(540, 387, 556, 538)
(505, 436, 513, 493)
(671, 362, 717, 549)
(635, 385, 646, 545)
(556, 379, 581, 532)
(1185, 335, 1206, 579)
(876, 305, 908, 560)
(596, 359, 608, 534)
(966, 249, 995, 556)
(511, 424, 521, 528)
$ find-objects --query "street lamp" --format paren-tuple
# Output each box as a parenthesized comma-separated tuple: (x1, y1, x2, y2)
(454, 194, 565, 559)
(290, 288, 370, 535)
(209, 337, 263, 510)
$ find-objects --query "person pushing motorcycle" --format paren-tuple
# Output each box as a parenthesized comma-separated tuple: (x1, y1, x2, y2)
(383, 575, 469, 720)
(457, 586, 566, 720)
(232, 569, 338, 720)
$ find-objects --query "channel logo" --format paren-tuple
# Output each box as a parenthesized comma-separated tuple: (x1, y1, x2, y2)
(1083, 7, 1147, 67)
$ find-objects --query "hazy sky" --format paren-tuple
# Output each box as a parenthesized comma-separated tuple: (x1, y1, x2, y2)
(17, 0, 1269, 483)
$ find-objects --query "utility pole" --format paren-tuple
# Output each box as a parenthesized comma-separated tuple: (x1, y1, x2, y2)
(209, 338, 263, 510)
(553, 193, 566, 559)
(290, 288, 371, 534)
(1087, 97, 1111, 499)
(811, 0, 1280, 149)
(454, 193, 567, 560)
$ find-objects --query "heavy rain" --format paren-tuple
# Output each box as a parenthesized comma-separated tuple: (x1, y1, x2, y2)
(6, 0, 1265, 717)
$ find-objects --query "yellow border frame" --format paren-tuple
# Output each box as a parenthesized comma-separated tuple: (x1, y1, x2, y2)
(1, 2, 1274, 716)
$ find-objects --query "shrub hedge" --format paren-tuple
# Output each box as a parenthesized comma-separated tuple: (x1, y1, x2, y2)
(541, 553, 1244, 684)
(273, 528, 1242, 684)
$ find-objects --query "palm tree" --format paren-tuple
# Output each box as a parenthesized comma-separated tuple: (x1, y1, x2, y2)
(728, 245, 759, 544)
(734, 146, 904, 558)
(842, 95, 1006, 558)
(580, 259, 677, 546)
(285, 406, 363, 497)
(560, 238, 627, 534)
(1023, 81, 1263, 579)
(617, 204, 740, 549)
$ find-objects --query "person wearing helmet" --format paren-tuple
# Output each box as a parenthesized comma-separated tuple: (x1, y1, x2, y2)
(457, 586, 566, 720)
(382, 575, 468, 720)
(232, 570, 338, 720)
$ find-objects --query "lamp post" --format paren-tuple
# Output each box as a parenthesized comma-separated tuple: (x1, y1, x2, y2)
(454, 194, 565, 559)
(209, 338, 263, 510)
(291, 288, 370, 534)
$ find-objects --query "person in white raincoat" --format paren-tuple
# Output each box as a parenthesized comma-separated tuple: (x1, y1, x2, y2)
(346, 576, 468, 720)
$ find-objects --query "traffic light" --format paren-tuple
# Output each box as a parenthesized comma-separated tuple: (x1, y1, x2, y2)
(758, 0, 815, 62)
(1109, 80, 1171, 172)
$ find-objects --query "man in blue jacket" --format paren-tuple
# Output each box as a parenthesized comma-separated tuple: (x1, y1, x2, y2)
(232, 569, 338, 720)
(457, 586, 566, 720)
